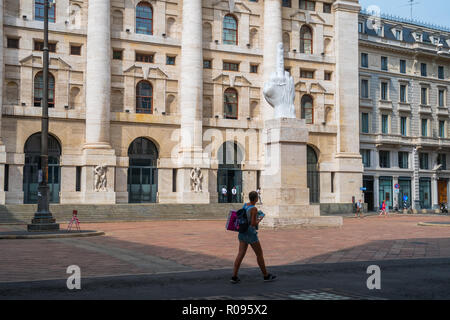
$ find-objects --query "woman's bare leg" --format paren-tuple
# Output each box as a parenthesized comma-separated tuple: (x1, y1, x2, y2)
(233, 241, 248, 277)
(250, 241, 268, 277)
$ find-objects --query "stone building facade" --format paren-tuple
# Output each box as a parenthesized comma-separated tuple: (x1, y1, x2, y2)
(358, 11, 450, 211)
(0, 0, 362, 206)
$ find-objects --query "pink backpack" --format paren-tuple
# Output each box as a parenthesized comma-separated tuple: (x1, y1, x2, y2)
(226, 210, 239, 232)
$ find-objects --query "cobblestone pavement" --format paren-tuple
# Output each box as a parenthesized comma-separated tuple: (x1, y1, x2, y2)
(1, 214, 450, 283)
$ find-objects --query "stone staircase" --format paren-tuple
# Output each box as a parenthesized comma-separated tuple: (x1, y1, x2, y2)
(0, 203, 240, 224)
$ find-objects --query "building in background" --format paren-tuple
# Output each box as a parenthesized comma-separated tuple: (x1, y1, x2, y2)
(359, 9, 450, 211)
(0, 0, 362, 209)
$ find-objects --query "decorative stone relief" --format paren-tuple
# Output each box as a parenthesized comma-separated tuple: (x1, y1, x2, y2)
(190, 167, 203, 193)
(94, 165, 107, 192)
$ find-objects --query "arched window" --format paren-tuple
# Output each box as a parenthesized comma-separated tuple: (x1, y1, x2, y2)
(34, 71, 55, 108)
(136, 81, 153, 114)
(301, 95, 314, 124)
(35, 0, 55, 22)
(223, 15, 238, 45)
(224, 88, 238, 119)
(300, 25, 313, 54)
(136, 2, 153, 35)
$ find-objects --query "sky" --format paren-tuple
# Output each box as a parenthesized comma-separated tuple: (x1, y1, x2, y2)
(358, 0, 450, 30)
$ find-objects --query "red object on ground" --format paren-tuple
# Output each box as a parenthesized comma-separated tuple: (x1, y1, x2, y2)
(67, 210, 80, 231)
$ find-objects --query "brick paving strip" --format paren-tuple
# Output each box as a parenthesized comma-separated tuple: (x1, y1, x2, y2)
(0, 215, 450, 283)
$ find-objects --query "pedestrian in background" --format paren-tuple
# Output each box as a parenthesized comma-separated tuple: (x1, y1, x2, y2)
(356, 199, 363, 218)
(379, 200, 387, 217)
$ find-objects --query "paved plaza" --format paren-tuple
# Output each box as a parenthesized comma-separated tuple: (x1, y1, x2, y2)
(1, 214, 450, 284)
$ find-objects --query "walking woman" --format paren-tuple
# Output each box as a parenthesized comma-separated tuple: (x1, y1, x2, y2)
(231, 191, 276, 284)
(380, 200, 387, 217)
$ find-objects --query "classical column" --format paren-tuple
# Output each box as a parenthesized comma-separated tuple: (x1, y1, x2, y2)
(332, 0, 364, 203)
(0, 0, 6, 204)
(80, 0, 116, 204)
(175, 0, 209, 203)
(85, 0, 111, 149)
(262, 0, 283, 121)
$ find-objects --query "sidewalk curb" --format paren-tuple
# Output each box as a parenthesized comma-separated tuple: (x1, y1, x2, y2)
(0, 230, 105, 240)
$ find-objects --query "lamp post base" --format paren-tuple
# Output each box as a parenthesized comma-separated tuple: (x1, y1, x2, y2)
(27, 217, 60, 232)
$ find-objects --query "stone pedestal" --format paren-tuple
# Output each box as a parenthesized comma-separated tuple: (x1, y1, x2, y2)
(260, 118, 342, 228)
(174, 164, 210, 204)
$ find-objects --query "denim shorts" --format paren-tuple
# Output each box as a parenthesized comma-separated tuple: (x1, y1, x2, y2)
(238, 226, 259, 244)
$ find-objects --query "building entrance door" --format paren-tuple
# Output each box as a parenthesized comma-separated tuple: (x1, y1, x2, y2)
(23, 133, 61, 204)
(438, 179, 448, 205)
(128, 138, 158, 203)
(379, 176, 393, 209)
(363, 176, 374, 211)
(307, 146, 320, 204)
(217, 141, 243, 203)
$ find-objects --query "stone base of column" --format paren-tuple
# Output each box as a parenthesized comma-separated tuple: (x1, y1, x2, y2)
(27, 217, 60, 232)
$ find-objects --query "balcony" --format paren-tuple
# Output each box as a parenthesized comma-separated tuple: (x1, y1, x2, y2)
(398, 102, 411, 112)
(437, 107, 449, 117)
(378, 100, 393, 111)
(419, 105, 432, 115)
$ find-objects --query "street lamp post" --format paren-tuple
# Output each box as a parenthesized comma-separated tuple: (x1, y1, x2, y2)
(28, 0, 59, 232)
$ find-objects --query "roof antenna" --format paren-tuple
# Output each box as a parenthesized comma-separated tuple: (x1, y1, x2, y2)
(401, 0, 420, 20)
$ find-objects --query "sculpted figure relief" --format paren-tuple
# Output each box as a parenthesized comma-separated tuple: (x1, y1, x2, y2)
(190, 167, 203, 193)
(263, 42, 296, 119)
(94, 165, 107, 192)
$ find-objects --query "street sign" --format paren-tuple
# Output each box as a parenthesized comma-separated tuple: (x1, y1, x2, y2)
(403, 195, 408, 201)
(360, 187, 367, 191)
(394, 189, 400, 194)
(394, 184, 400, 189)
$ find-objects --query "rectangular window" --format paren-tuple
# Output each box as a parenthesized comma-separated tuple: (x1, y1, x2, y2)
(381, 114, 389, 134)
(323, 3, 332, 13)
(35, 0, 55, 22)
(172, 169, 177, 192)
(113, 50, 123, 60)
(358, 22, 364, 33)
(361, 150, 371, 168)
(421, 63, 427, 77)
(203, 60, 212, 69)
(439, 120, 446, 138)
(400, 84, 407, 103)
(398, 152, 409, 169)
(361, 112, 369, 133)
(400, 60, 406, 74)
(282, 0, 291, 7)
(419, 153, 429, 170)
(379, 151, 390, 168)
(166, 56, 176, 65)
(361, 79, 369, 98)
(381, 56, 388, 71)
(250, 64, 259, 73)
(299, 0, 315, 11)
(4, 164, 9, 192)
(34, 41, 56, 52)
(439, 89, 445, 107)
(7, 38, 19, 49)
(300, 69, 315, 79)
(331, 172, 335, 193)
(361, 53, 368, 68)
(324, 72, 332, 81)
(381, 82, 388, 100)
(70, 45, 81, 55)
(400, 117, 407, 136)
(76, 166, 81, 192)
(438, 154, 447, 170)
(135, 52, 154, 63)
(223, 61, 239, 71)
(421, 118, 428, 137)
(421, 87, 428, 105)
(438, 66, 445, 80)
(396, 30, 402, 41)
